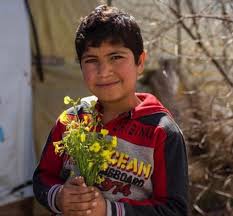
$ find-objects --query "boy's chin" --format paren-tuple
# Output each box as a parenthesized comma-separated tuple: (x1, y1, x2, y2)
(97, 94, 124, 104)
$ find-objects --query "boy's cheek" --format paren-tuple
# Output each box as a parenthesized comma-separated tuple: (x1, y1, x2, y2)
(82, 71, 92, 80)
(83, 78, 91, 88)
(83, 75, 95, 87)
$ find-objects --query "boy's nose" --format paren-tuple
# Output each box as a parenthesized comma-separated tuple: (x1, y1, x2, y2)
(98, 61, 112, 77)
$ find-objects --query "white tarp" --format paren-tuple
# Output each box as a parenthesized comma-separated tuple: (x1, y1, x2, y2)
(0, 0, 35, 205)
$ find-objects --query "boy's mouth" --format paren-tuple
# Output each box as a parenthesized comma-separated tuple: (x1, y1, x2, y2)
(96, 81, 120, 87)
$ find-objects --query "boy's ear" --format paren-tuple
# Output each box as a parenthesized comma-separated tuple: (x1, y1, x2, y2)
(137, 51, 146, 75)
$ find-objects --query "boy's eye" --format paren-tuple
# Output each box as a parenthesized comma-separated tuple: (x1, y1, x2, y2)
(84, 59, 97, 64)
(111, 55, 123, 61)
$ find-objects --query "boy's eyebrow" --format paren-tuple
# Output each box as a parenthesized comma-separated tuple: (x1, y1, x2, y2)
(82, 50, 128, 59)
(107, 51, 128, 56)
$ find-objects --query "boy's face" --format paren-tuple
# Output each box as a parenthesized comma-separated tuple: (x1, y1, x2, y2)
(80, 42, 145, 104)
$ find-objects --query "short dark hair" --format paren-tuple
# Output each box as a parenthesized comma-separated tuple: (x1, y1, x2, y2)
(75, 5, 144, 65)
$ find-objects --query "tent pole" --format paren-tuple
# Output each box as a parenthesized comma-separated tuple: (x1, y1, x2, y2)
(24, 0, 44, 82)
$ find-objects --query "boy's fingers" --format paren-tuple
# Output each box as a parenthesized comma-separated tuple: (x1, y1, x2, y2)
(59, 186, 97, 202)
(68, 191, 99, 203)
(69, 176, 86, 186)
(65, 185, 95, 195)
(68, 209, 92, 216)
(69, 200, 97, 211)
(65, 176, 84, 186)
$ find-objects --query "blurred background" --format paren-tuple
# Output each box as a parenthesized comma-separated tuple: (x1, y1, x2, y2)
(0, 0, 232, 215)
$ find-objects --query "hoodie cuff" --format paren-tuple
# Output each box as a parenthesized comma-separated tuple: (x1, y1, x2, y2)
(48, 184, 62, 214)
(106, 199, 125, 216)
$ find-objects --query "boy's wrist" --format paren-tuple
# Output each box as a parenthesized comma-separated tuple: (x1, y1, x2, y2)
(48, 184, 62, 214)
(55, 185, 63, 211)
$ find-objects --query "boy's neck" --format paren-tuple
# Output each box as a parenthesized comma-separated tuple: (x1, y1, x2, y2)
(100, 94, 141, 124)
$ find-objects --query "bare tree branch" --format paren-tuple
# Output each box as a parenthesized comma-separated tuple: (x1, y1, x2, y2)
(182, 14, 233, 23)
(167, 2, 233, 88)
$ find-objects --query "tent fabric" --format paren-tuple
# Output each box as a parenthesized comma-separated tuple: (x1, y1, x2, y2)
(0, 0, 35, 206)
(29, 0, 101, 63)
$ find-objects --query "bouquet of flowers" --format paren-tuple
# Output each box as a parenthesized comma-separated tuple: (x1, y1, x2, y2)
(53, 96, 117, 186)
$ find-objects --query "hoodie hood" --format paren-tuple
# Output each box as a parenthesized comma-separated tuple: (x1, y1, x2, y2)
(131, 93, 171, 119)
(81, 93, 171, 120)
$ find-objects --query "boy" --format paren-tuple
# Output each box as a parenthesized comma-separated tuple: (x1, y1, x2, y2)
(33, 5, 188, 216)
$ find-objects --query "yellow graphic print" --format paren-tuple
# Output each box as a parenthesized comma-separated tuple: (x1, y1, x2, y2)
(110, 151, 152, 179)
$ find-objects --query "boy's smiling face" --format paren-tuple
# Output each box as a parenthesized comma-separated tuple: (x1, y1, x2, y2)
(81, 42, 145, 104)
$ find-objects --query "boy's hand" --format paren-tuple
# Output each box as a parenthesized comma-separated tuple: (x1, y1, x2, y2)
(91, 187, 107, 216)
(56, 176, 99, 216)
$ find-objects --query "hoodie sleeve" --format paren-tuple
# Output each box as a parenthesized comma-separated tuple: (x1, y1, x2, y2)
(105, 119, 189, 216)
(33, 119, 66, 214)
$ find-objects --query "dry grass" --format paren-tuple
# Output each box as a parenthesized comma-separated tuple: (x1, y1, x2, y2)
(182, 89, 233, 215)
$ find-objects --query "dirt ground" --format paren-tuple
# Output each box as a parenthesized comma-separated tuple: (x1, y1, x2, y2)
(0, 197, 50, 216)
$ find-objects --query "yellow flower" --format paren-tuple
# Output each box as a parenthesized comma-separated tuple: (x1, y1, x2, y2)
(64, 96, 71, 105)
(85, 126, 90, 132)
(111, 136, 117, 148)
(59, 111, 70, 125)
(96, 176, 105, 184)
(70, 120, 78, 129)
(100, 129, 109, 137)
(90, 142, 101, 153)
(55, 95, 119, 186)
(83, 115, 89, 125)
(80, 132, 86, 142)
(101, 150, 112, 161)
(101, 162, 109, 171)
(53, 141, 63, 154)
